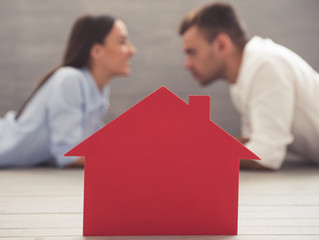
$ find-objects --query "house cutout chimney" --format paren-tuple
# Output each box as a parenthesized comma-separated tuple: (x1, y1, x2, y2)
(189, 96, 211, 121)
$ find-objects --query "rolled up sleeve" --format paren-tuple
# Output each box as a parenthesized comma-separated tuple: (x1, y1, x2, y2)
(245, 62, 294, 169)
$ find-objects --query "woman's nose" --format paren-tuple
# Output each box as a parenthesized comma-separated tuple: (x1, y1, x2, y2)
(130, 42, 137, 56)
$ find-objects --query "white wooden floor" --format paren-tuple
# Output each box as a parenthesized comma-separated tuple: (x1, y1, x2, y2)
(0, 162, 318, 240)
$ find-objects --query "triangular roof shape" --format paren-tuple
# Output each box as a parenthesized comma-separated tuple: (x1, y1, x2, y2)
(66, 86, 259, 161)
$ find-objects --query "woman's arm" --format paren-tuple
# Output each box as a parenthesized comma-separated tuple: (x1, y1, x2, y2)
(66, 157, 85, 168)
(47, 69, 86, 168)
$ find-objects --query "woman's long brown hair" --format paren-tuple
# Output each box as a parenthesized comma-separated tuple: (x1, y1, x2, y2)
(15, 14, 115, 119)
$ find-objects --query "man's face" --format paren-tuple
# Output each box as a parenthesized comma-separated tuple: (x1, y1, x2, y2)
(182, 26, 225, 86)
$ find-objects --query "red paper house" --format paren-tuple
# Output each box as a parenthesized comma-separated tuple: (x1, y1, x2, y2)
(65, 87, 259, 236)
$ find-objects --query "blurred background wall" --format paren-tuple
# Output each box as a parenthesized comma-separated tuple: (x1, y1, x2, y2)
(0, 0, 318, 136)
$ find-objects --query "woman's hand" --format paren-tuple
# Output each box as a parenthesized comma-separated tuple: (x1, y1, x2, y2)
(66, 157, 85, 168)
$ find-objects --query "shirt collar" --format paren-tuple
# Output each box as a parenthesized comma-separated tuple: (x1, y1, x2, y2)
(81, 67, 110, 110)
(231, 36, 259, 93)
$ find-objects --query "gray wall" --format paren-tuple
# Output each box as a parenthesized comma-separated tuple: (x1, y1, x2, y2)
(0, 0, 318, 136)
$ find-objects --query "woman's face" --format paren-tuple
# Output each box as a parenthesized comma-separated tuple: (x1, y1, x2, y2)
(99, 20, 136, 77)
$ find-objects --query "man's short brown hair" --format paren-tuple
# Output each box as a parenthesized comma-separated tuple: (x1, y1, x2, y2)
(179, 3, 247, 50)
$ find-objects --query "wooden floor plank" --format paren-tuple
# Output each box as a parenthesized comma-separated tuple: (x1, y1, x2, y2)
(0, 166, 318, 239)
(0, 228, 81, 237)
(0, 196, 82, 214)
(239, 206, 319, 218)
(1, 234, 319, 240)
(0, 214, 82, 228)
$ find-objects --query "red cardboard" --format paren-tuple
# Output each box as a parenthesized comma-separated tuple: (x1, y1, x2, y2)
(65, 86, 259, 236)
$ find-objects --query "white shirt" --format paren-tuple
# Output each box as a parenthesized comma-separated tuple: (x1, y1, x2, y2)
(0, 67, 110, 167)
(230, 36, 319, 169)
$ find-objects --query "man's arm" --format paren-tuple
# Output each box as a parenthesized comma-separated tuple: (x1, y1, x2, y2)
(236, 136, 271, 170)
(236, 60, 295, 170)
(240, 159, 271, 170)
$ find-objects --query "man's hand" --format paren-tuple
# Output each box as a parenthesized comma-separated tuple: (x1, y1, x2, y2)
(236, 136, 249, 144)
(236, 136, 272, 170)
(240, 159, 271, 170)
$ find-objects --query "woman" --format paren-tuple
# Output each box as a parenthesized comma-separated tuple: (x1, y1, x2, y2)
(0, 15, 136, 167)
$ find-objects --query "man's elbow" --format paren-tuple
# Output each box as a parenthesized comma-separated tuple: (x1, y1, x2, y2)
(240, 159, 275, 170)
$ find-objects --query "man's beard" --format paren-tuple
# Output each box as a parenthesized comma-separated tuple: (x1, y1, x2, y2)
(199, 75, 221, 86)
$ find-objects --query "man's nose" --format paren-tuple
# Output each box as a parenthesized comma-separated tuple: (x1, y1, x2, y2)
(184, 58, 192, 69)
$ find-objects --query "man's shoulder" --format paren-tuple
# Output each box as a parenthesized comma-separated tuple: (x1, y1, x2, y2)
(246, 36, 296, 62)
(243, 36, 296, 71)
(246, 36, 277, 57)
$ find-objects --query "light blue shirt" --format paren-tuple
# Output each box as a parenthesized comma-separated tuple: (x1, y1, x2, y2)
(0, 67, 110, 167)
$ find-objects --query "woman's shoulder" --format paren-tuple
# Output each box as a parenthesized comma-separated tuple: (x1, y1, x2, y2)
(53, 66, 84, 79)
(45, 67, 87, 103)
(49, 67, 86, 89)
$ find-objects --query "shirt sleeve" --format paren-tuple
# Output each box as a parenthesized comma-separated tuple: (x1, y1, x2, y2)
(47, 70, 85, 167)
(244, 61, 295, 169)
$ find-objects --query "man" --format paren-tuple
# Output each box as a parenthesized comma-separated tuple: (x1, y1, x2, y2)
(179, 3, 319, 170)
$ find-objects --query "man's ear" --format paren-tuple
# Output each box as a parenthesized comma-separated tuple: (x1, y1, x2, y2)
(214, 33, 232, 54)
